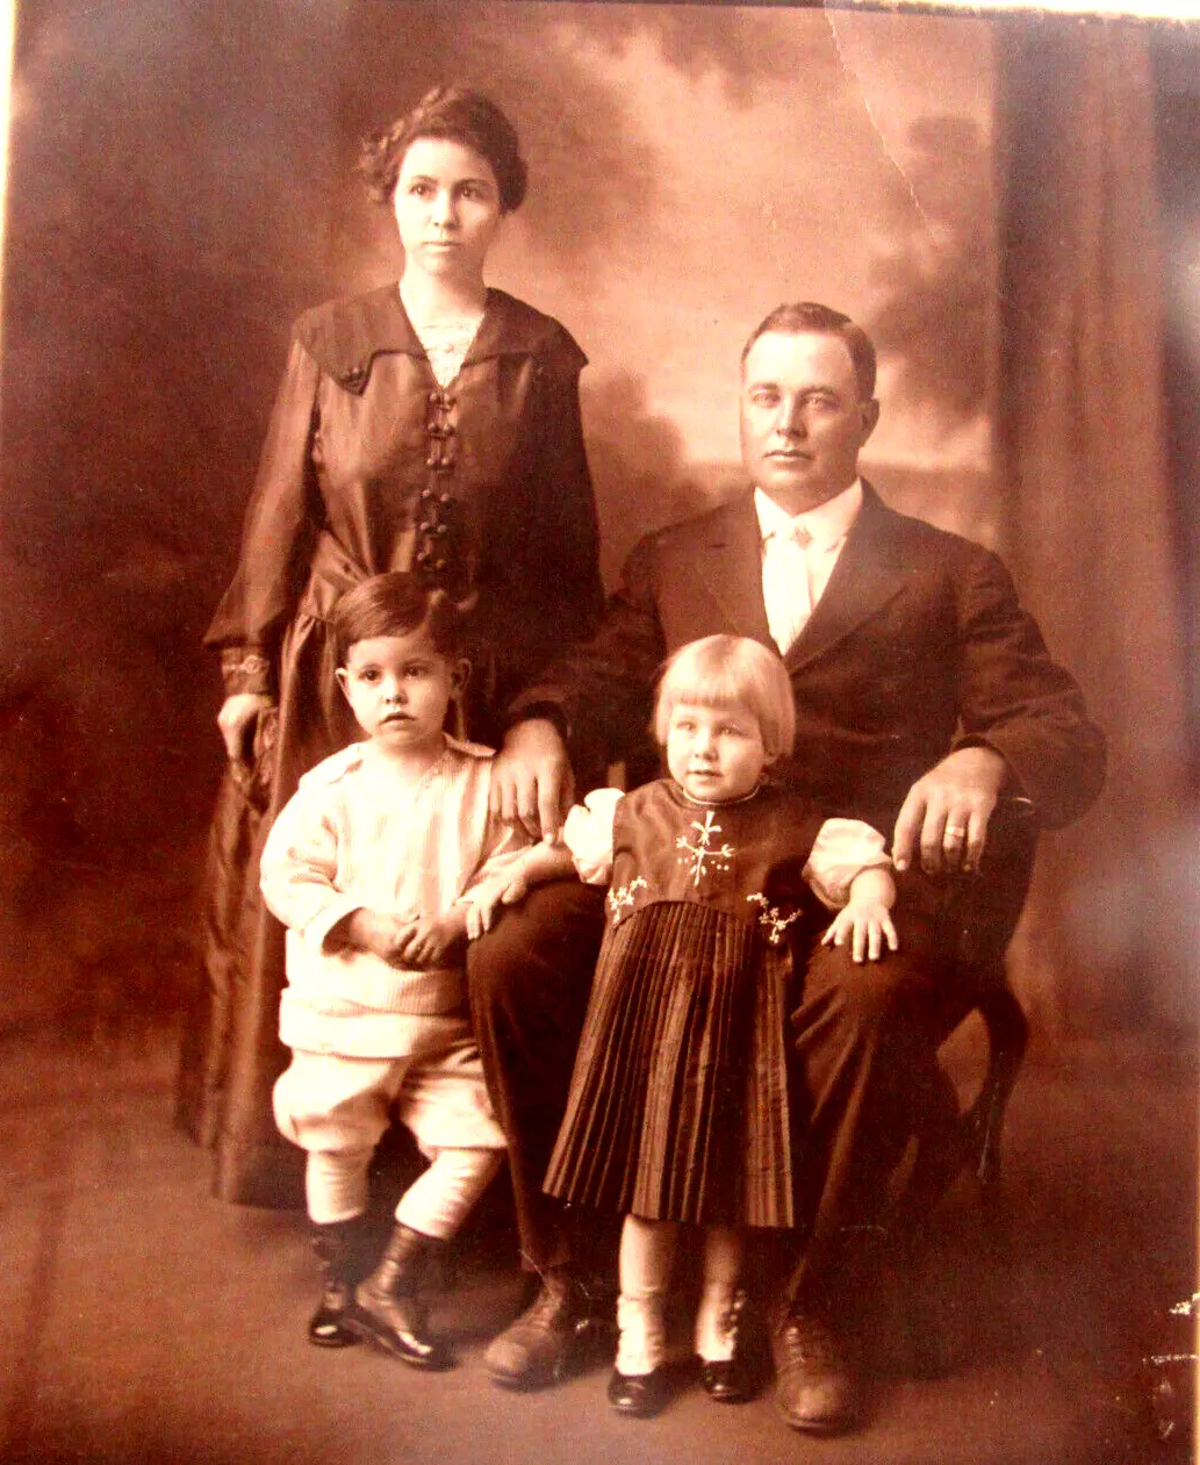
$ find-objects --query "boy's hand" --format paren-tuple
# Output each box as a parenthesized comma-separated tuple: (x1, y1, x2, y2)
(821, 866, 899, 964)
(391, 910, 469, 968)
(343, 909, 418, 964)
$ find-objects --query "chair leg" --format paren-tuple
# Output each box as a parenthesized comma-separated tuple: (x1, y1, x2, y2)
(960, 986, 1029, 1204)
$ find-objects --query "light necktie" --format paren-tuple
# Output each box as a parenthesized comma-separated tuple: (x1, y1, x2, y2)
(763, 522, 813, 655)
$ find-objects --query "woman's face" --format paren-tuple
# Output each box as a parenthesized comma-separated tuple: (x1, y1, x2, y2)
(393, 137, 504, 286)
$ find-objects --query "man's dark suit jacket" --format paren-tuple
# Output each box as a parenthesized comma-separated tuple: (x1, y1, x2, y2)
(517, 483, 1106, 841)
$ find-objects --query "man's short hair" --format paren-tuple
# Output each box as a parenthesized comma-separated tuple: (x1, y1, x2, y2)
(741, 302, 877, 402)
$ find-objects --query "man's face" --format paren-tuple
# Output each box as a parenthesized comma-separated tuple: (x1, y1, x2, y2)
(739, 330, 879, 515)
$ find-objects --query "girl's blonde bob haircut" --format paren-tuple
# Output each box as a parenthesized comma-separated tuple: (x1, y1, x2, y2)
(652, 634, 796, 760)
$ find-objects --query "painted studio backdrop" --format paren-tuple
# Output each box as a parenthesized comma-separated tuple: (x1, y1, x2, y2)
(0, 2, 1194, 1044)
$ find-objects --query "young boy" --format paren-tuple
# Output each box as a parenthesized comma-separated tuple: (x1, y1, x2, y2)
(260, 572, 539, 1369)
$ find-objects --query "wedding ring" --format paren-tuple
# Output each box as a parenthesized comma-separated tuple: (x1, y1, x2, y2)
(946, 826, 966, 839)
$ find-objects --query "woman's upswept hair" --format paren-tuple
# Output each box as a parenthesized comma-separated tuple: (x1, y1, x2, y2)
(652, 635, 795, 760)
(331, 573, 470, 666)
(357, 85, 528, 213)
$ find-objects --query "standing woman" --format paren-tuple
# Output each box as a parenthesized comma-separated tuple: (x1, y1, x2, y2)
(178, 88, 605, 1253)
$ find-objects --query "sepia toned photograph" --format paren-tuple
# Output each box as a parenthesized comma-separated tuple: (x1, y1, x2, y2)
(1, 2, 1197, 1461)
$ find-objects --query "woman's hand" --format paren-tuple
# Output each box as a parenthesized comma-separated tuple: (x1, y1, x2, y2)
(217, 693, 275, 763)
(491, 718, 574, 842)
(822, 867, 899, 964)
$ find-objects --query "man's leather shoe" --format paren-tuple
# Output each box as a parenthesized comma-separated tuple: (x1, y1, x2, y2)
(607, 1366, 671, 1418)
(484, 1270, 589, 1389)
(699, 1356, 752, 1404)
(771, 1308, 861, 1434)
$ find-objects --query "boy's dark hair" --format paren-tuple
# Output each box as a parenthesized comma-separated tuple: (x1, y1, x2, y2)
(331, 573, 469, 665)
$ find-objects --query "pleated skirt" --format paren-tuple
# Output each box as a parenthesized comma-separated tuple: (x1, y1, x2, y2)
(544, 901, 797, 1228)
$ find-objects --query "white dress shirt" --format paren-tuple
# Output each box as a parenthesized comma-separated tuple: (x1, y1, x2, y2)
(755, 480, 864, 654)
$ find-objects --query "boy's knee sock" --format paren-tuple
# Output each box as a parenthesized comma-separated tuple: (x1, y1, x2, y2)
(306, 1147, 373, 1225)
(395, 1147, 504, 1241)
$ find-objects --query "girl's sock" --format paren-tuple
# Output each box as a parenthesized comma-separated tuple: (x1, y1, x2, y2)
(616, 1293, 667, 1376)
(616, 1214, 676, 1376)
(694, 1282, 739, 1362)
(694, 1223, 743, 1362)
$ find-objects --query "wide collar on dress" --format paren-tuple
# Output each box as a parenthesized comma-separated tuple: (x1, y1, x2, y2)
(295, 285, 582, 395)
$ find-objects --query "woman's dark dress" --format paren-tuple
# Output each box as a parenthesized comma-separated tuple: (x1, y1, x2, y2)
(177, 285, 603, 1205)
(544, 780, 827, 1229)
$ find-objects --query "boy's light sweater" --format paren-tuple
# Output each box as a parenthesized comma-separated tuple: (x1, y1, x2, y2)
(260, 736, 529, 1057)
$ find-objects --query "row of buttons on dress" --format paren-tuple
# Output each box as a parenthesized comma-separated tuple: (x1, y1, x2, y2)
(417, 389, 457, 577)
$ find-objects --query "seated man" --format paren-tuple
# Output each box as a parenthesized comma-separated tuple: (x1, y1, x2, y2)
(494, 301, 1106, 1432)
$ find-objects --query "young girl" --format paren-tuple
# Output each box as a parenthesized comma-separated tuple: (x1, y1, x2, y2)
(259, 572, 545, 1369)
(540, 634, 898, 1417)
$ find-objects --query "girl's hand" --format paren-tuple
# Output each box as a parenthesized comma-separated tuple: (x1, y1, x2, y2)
(822, 867, 899, 964)
(822, 901, 899, 964)
(464, 871, 532, 940)
(217, 692, 275, 762)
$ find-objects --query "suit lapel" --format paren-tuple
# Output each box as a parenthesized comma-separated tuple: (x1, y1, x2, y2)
(688, 495, 774, 644)
(784, 481, 911, 672)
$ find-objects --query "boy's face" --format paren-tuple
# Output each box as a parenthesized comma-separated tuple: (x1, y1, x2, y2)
(335, 629, 466, 761)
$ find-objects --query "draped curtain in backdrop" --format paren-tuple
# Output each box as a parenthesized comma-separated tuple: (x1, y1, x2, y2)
(993, 20, 1189, 1032)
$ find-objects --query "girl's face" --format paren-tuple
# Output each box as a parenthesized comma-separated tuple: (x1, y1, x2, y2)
(393, 137, 504, 287)
(335, 628, 466, 768)
(665, 700, 771, 803)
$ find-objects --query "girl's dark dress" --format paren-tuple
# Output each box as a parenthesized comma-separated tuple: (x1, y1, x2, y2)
(544, 779, 828, 1230)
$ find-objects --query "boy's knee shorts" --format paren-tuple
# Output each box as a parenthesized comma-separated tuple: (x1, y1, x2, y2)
(273, 1017, 505, 1157)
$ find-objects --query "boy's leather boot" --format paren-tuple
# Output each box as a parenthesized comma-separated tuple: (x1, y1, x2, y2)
(309, 1219, 367, 1348)
(353, 1223, 453, 1370)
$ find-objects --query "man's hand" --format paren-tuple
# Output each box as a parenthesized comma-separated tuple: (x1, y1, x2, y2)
(490, 718, 574, 841)
(217, 692, 275, 762)
(892, 746, 1009, 876)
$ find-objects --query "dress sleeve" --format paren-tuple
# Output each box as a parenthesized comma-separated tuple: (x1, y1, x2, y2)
(258, 781, 364, 952)
(803, 818, 891, 910)
(561, 787, 624, 885)
(531, 335, 604, 646)
(507, 530, 667, 767)
(204, 332, 324, 697)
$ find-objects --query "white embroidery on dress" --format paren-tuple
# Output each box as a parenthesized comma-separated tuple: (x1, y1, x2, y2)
(607, 876, 648, 924)
(676, 810, 734, 888)
(747, 892, 801, 946)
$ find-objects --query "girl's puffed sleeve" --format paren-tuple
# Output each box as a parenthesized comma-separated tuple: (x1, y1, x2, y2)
(204, 333, 324, 697)
(803, 818, 891, 909)
(562, 787, 624, 885)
